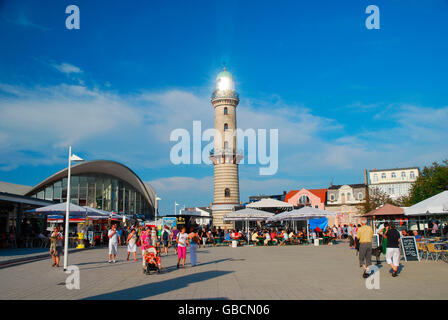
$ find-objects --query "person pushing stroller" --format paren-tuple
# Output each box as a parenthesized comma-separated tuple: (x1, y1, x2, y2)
(143, 244, 162, 275)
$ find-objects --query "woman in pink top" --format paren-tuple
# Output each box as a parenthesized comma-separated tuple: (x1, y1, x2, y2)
(140, 227, 151, 270)
(176, 227, 189, 269)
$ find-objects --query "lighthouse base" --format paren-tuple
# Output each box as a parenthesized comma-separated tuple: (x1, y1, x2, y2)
(211, 203, 239, 229)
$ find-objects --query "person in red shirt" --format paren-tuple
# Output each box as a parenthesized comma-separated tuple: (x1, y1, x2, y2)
(270, 230, 278, 245)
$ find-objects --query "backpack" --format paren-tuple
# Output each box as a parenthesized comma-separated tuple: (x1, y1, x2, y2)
(162, 230, 169, 241)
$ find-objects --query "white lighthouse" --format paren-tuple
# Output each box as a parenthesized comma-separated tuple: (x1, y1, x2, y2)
(210, 67, 243, 228)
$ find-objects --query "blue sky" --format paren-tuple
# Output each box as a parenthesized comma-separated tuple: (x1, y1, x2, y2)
(0, 0, 447, 214)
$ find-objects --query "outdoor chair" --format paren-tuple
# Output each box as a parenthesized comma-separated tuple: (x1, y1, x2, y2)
(417, 242, 427, 260)
(425, 243, 443, 262)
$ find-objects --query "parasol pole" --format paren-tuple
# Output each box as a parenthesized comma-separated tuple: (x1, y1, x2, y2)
(307, 218, 309, 243)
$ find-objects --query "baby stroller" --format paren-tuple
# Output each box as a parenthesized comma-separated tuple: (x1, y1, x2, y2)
(143, 246, 161, 275)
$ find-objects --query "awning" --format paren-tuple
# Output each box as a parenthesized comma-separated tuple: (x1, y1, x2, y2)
(364, 203, 404, 217)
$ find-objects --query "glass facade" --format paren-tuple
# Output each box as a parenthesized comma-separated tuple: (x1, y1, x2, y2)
(29, 173, 152, 217)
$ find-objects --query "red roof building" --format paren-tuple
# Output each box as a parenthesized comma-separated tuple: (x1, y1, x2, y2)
(285, 188, 328, 210)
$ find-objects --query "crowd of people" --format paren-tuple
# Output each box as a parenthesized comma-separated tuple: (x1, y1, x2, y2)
(43, 218, 444, 275)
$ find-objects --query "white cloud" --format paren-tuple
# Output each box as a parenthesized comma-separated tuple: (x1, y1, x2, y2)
(52, 63, 83, 75)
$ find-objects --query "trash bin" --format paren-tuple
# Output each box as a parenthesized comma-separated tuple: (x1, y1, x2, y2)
(314, 239, 319, 246)
(232, 240, 238, 248)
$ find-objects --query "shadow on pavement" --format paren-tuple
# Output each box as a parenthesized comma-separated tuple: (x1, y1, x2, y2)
(0, 248, 48, 257)
(83, 270, 233, 300)
(195, 258, 231, 267)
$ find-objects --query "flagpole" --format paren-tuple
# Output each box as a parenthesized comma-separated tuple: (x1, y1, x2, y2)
(63, 145, 72, 271)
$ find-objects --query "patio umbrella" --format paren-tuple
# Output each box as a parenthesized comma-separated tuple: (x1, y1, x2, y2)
(224, 208, 274, 244)
(27, 202, 87, 215)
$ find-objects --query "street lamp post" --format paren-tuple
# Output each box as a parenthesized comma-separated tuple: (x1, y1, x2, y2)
(174, 202, 179, 216)
(155, 196, 161, 220)
(63, 145, 84, 271)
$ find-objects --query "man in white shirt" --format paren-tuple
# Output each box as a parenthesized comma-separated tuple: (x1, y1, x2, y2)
(264, 230, 271, 246)
(108, 224, 121, 263)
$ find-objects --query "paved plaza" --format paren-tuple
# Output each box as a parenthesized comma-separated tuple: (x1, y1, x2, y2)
(0, 241, 447, 300)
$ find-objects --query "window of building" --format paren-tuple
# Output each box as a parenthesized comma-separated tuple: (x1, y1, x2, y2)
(358, 192, 363, 200)
(410, 171, 415, 179)
(401, 171, 406, 180)
(225, 188, 231, 197)
(391, 172, 396, 178)
(299, 195, 310, 204)
(330, 194, 335, 201)
(373, 174, 378, 182)
(224, 123, 228, 131)
(347, 193, 351, 200)
(224, 107, 228, 115)
(381, 173, 386, 179)
(315, 205, 318, 208)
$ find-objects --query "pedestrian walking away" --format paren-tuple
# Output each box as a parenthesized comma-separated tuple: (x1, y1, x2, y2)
(385, 223, 401, 277)
(162, 225, 171, 256)
(188, 227, 200, 267)
(356, 218, 374, 278)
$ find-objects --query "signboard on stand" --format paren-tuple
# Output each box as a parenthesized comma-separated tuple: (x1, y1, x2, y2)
(400, 236, 420, 262)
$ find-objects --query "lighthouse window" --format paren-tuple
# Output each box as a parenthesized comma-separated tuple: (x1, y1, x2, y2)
(224, 123, 228, 131)
(225, 188, 231, 197)
(224, 107, 228, 115)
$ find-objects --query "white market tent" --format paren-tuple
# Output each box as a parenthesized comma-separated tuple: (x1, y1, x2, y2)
(268, 206, 336, 222)
(268, 206, 336, 241)
(224, 208, 274, 221)
(246, 198, 293, 209)
(404, 190, 448, 216)
(224, 208, 274, 244)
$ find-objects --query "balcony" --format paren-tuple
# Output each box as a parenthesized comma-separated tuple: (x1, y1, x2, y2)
(209, 148, 243, 157)
(211, 90, 239, 101)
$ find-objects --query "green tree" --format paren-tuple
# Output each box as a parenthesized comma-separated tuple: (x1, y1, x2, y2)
(407, 160, 448, 205)
(362, 187, 395, 214)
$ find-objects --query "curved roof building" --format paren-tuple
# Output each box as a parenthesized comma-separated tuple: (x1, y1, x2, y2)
(25, 160, 155, 219)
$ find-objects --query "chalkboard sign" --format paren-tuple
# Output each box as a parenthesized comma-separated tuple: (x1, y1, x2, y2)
(400, 236, 420, 262)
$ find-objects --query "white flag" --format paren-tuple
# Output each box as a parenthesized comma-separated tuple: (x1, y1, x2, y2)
(71, 154, 84, 161)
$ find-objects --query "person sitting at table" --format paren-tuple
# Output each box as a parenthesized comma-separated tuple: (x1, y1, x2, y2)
(315, 226, 322, 238)
(251, 231, 259, 245)
(270, 230, 278, 245)
(280, 229, 289, 246)
(264, 230, 271, 246)
(224, 230, 232, 246)
(288, 230, 295, 239)
(413, 230, 422, 241)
